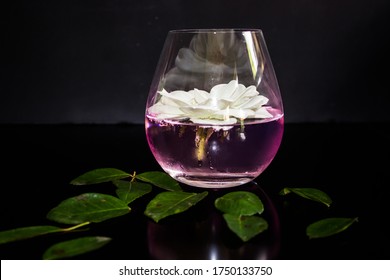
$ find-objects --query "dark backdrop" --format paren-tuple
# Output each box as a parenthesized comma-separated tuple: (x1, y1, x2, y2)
(1, 0, 389, 124)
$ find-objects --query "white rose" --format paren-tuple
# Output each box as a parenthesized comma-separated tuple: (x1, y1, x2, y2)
(148, 80, 272, 126)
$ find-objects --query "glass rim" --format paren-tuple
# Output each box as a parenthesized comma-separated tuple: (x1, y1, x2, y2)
(168, 28, 263, 34)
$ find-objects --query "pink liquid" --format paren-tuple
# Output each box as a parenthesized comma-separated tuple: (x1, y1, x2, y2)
(145, 109, 284, 188)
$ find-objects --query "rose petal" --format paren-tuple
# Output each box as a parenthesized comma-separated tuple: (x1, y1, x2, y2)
(203, 97, 230, 110)
(180, 106, 215, 118)
(254, 107, 273, 118)
(241, 85, 259, 98)
(193, 89, 210, 104)
(235, 95, 269, 109)
(228, 84, 249, 101)
(228, 108, 254, 119)
(210, 80, 238, 101)
(160, 96, 182, 107)
(159, 89, 194, 106)
(148, 103, 185, 117)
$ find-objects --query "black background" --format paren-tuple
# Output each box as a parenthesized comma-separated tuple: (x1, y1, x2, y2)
(1, 0, 389, 262)
(1, 0, 389, 124)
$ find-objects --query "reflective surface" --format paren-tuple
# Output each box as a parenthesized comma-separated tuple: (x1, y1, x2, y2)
(147, 182, 280, 259)
(0, 123, 388, 260)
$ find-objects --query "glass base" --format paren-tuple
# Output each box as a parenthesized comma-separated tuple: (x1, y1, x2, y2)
(172, 173, 255, 188)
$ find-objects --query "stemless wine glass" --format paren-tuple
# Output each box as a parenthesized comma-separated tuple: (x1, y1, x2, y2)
(145, 29, 284, 188)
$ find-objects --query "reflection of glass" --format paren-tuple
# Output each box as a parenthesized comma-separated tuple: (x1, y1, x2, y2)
(147, 182, 280, 259)
(145, 29, 284, 188)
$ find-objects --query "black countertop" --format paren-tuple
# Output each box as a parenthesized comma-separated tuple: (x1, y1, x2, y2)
(0, 123, 389, 260)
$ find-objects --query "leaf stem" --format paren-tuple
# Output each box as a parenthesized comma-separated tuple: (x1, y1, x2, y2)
(195, 127, 214, 162)
(62, 222, 91, 232)
(130, 171, 137, 182)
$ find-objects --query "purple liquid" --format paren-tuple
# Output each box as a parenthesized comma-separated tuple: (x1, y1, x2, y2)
(145, 110, 284, 188)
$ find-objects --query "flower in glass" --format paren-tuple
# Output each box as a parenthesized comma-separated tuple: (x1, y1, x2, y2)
(148, 80, 272, 127)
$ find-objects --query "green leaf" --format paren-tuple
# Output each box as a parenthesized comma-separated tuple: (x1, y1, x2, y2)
(279, 187, 332, 207)
(136, 171, 182, 191)
(145, 191, 208, 222)
(47, 193, 130, 224)
(114, 180, 152, 204)
(306, 217, 358, 239)
(70, 168, 131, 185)
(0, 223, 90, 245)
(215, 191, 264, 216)
(0, 226, 61, 245)
(43, 236, 111, 260)
(223, 214, 268, 242)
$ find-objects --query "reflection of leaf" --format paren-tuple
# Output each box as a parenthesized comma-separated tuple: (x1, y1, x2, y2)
(47, 193, 130, 224)
(70, 168, 131, 185)
(145, 191, 208, 222)
(279, 187, 332, 207)
(306, 217, 358, 239)
(43, 236, 111, 260)
(136, 171, 182, 191)
(215, 191, 264, 215)
(114, 180, 152, 204)
(223, 214, 268, 242)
